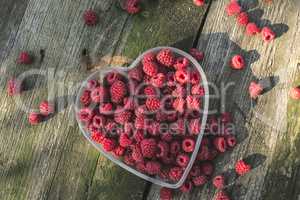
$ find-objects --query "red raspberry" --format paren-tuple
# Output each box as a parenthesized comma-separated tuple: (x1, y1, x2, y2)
(156, 141, 169, 158)
(102, 138, 116, 152)
(99, 103, 113, 114)
(78, 108, 93, 123)
(128, 67, 143, 82)
(39, 101, 54, 116)
(83, 9, 98, 26)
(146, 161, 161, 175)
(136, 162, 147, 173)
(91, 86, 107, 103)
(110, 80, 127, 103)
(226, 1, 241, 16)
(135, 105, 147, 117)
(114, 110, 132, 125)
(226, 135, 237, 147)
(140, 138, 157, 158)
(290, 87, 300, 100)
(92, 115, 106, 128)
(133, 130, 145, 143)
(193, 0, 205, 7)
(174, 57, 189, 70)
(191, 84, 205, 96)
(91, 130, 105, 144)
(105, 71, 121, 85)
(124, 154, 135, 166)
(143, 52, 156, 64)
(151, 73, 165, 88)
(230, 55, 245, 70)
(190, 70, 201, 85)
(131, 145, 143, 163)
(161, 132, 172, 142)
(119, 133, 132, 148)
(186, 95, 200, 110)
(235, 160, 251, 175)
(7, 78, 22, 96)
(105, 120, 117, 131)
(169, 167, 183, 181)
(29, 112, 41, 125)
(125, 0, 141, 14)
(87, 80, 98, 90)
(189, 119, 201, 135)
(190, 48, 204, 61)
(182, 138, 195, 153)
(214, 190, 231, 200)
(134, 115, 146, 129)
(262, 27, 276, 42)
(201, 162, 214, 176)
(123, 97, 135, 110)
(249, 81, 263, 99)
(192, 175, 207, 186)
(173, 98, 185, 113)
(17, 51, 32, 64)
(172, 85, 186, 97)
(146, 97, 161, 111)
(213, 175, 225, 189)
(175, 70, 189, 84)
(213, 137, 227, 153)
(170, 141, 181, 155)
(113, 146, 125, 158)
(189, 165, 201, 177)
(176, 153, 190, 167)
(246, 23, 261, 35)
(237, 12, 249, 26)
(156, 48, 175, 67)
(160, 187, 172, 200)
(143, 61, 158, 77)
(180, 181, 193, 193)
(80, 90, 91, 106)
(144, 85, 157, 96)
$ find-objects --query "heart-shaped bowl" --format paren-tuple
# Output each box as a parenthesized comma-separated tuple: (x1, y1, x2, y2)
(75, 47, 209, 189)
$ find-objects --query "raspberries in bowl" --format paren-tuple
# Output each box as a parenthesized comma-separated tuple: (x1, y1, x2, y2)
(75, 47, 209, 189)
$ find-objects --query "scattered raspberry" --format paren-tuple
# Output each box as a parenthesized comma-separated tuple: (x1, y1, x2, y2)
(173, 98, 185, 113)
(193, 0, 205, 7)
(169, 167, 183, 181)
(174, 57, 189, 70)
(7, 78, 22, 96)
(226, 135, 237, 147)
(143, 52, 156, 64)
(78, 108, 93, 123)
(17, 51, 32, 64)
(214, 190, 231, 200)
(157, 48, 175, 67)
(246, 23, 261, 36)
(99, 103, 113, 114)
(140, 138, 157, 158)
(213, 175, 225, 189)
(192, 175, 207, 186)
(125, 0, 141, 14)
(110, 80, 127, 103)
(114, 110, 132, 125)
(151, 73, 166, 88)
(143, 61, 158, 77)
(182, 138, 195, 153)
(213, 137, 227, 153)
(235, 160, 251, 175)
(146, 161, 161, 175)
(102, 138, 116, 152)
(230, 55, 245, 70)
(201, 162, 214, 176)
(226, 1, 241, 16)
(237, 12, 249, 26)
(39, 101, 54, 116)
(190, 48, 204, 61)
(29, 112, 41, 125)
(83, 9, 98, 26)
(80, 90, 91, 106)
(180, 181, 193, 193)
(160, 187, 172, 200)
(146, 97, 161, 111)
(128, 67, 143, 82)
(249, 81, 263, 99)
(176, 153, 190, 167)
(119, 133, 133, 148)
(261, 27, 276, 42)
(175, 70, 189, 84)
(290, 87, 300, 100)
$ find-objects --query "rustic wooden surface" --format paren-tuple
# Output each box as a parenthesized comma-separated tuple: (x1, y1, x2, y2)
(0, 0, 299, 200)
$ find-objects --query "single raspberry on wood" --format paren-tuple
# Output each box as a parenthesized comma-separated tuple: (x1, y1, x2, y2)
(29, 112, 41, 125)
(175, 70, 189, 84)
(237, 12, 249, 26)
(102, 138, 116, 152)
(125, 0, 141, 14)
(235, 160, 251, 175)
(17, 51, 32, 64)
(146, 97, 161, 111)
(140, 138, 157, 158)
(174, 57, 189, 70)
(190, 48, 204, 61)
(246, 23, 261, 36)
(213, 137, 227, 153)
(176, 153, 190, 167)
(290, 87, 300, 100)
(214, 190, 231, 200)
(110, 80, 127, 103)
(156, 48, 175, 67)
(160, 187, 172, 200)
(7, 78, 22, 96)
(83, 9, 98, 26)
(182, 138, 195, 153)
(180, 181, 193, 193)
(151, 73, 166, 88)
(193, 0, 205, 7)
(169, 167, 183, 181)
(261, 27, 276, 42)
(213, 175, 225, 189)
(39, 101, 55, 116)
(230, 55, 245, 69)
(146, 161, 161, 175)
(226, 1, 241, 16)
(143, 61, 158, 77)
(249, 81, 263, 99)
(193, 175, 208, 186)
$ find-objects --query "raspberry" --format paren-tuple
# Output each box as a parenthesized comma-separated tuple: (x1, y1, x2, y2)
(160, 187, 172, 200)
(156, 48, 175, 67)
(192, 175, 207, 186)
(190, 48, 204, 61)
(87, 80, 98, 90)
(230, 55, 245, 70)
(190, 70, 201, 85)
(262, 27, 276, 42)
(135, 105, 147, 116)
(123, 97, 135, 110)
(214, 190, 231, 200)
(290, 87, 300, 100)
(169, 167, 183, 181)
(17, 51, 32, 64)
(124, 154, 135, 166)
(186, 95, 200, 110)
(102, 138, 116, 152)
(119, 133, 133, 148)
(110, 80, 127, 103)
(146, 161, 161, 175)
(191, 84, 205, 96)
(180, 181, 193, 193)
(136, 162, 147, 173)
(144, 85, 157, 96)
(246, 23, 261, 36)
(128, 67, 143, 82)
(92, 115, 105, 129)
(146, 97, 161, 111)
(133, 130, 145, 143)
(175, 70, 189, 84)
(237, 12, 249, 26)
(143, 61, 158, 77)
(151, 73, 165, 88)
(114, 110, 132, 125)
(156, 141, 169, 158)
(99, 103, 113, 114)
(80, 90, 91, 106)
(134, 115, 146, 129)
(221, 112, 232, 124)
(249, 81, 263, 99)
(189, 119, 201, 135)
(113, 146, 125, 158)
(161, 132, 172, 142)
(173, 98, 185, 113)
(29, 112, 41, 125)
(182, 138, 195, 153)
(39, 101, 54, 116)
(143, 52, 156, 64)
(201, 162, 214, 176)
(189, 165, 201, 177)
(193, 0, 205, 7)
(213, 175, 225, 189)
(91, 86, 107, 103)
(226, 135, 237, 147)
(7, 78, 22, 96)
(176, 153, 190, 167)
(174, 57, 189, 70)
(226, 1, 241, 16)
(140, 138, 157, 158)
(91, 130, 105, 144)
(172, 85, 186, 97)
(125, 0, 141, 14)
(78, 108, 93, 123)
(105, 71, 121, 85)
(131, 145, 143, 163)
(83, 10, 98, 26)
(170, 141, 181, 155)
(235, 160, 251, 175)
(105, 120, 118, 132)
(213, 137, 227, 153)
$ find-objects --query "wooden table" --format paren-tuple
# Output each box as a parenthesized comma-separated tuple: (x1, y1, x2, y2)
(0, 0, 299, 199)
